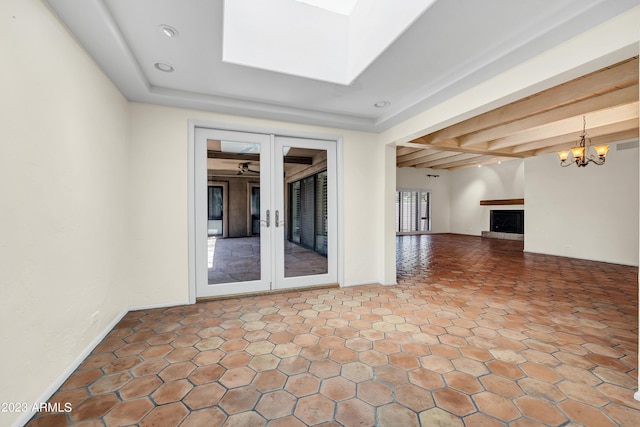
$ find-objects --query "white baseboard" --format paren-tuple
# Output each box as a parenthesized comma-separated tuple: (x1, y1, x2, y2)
(341, 281, 385, 288)
(12, 299, 191, 427)
(128, 300, 191, 311)
(12, 309, 128, 427)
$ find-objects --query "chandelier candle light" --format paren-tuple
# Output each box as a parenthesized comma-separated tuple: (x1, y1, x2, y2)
(557, 116, 609, 167)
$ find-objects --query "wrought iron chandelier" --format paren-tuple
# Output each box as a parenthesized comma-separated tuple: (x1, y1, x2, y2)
(557, 116, 609, 167)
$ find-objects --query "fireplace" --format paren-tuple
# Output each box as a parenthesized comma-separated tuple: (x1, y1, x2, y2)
(490, 210, 524, 234)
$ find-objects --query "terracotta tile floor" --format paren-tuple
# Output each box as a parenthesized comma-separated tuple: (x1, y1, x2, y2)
(27, 234, 639, 426)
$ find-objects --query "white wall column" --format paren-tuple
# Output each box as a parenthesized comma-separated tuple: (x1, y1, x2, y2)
(384, 143, 398, 285)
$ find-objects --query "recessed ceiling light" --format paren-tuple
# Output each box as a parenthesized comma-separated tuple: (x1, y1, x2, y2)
(374, 100, 390, 108)
(154, 62, 174, 72)
(159, 25, 178, 38)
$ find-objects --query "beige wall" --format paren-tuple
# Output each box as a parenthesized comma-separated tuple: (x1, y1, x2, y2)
(128, 102, 385, 307)
(449, 159, 525, 236)
(525, 146, 639, 266)
(0, 1, 130, 425)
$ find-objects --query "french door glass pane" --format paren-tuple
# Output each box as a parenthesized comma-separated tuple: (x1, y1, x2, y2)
(206, 139, 261, 284)
(283, 146, 328, 278)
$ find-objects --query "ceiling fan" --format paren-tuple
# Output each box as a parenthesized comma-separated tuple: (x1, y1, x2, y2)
(237, 162, 260, 175)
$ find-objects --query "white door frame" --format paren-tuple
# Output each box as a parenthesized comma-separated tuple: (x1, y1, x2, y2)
(188, 120, 344, 303)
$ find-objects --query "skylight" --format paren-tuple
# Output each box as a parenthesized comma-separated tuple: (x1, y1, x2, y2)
(296, 0, 359, 16)
(222, 0, 436, 85)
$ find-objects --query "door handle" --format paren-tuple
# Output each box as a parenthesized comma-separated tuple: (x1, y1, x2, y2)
(275, 210, 285, 228)
(260, 210, 270, 227)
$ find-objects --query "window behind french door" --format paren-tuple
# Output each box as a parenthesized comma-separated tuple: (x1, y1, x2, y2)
(207, 185, 223, 236)
(396, 189, 431, 234)
(194, 128, 337, 298)
(288, 170, 328, 256)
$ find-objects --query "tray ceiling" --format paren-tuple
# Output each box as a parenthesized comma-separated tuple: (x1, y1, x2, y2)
(45, 0, 640, 132)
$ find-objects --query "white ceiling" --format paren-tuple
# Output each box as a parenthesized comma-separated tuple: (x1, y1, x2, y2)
(46, 0, 640, 132)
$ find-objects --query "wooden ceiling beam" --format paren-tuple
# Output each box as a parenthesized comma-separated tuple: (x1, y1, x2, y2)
(458, 84, 639, 148)
(208, 151, 313, 164)
(417, 153, 483, 168)
(411, 137, 461, 149)
(488, 102, 639, 151)
(396, 146, 422, 156)
(399, 151, 460, 167)
(534, 129, 639, 156)
(416, 58, 638, 145)
(397, 148, 437, 163)
(444, 156, 514, 170)
(410, 136, 524, 158)
(511, 119, 639, 154)
(428, 155, 499, 170)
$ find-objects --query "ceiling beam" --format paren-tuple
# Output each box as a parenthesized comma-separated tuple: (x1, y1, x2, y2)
(397, 148, 438, 163)
(418, 58, 638, 145)
(208, 151, 313, 164)
(400, 151, 460, 168)
(409, 136, 526, 158)
(534, 129, 639, 156)
(446, 156, 516, 171)
(428, 154, 496, 170)
(488, 102, 639, 151)
(458, 84, 639, 148)
(511, 119, 639, 154)
(417, 153, 483, 168)
(396, 146, 422, 156)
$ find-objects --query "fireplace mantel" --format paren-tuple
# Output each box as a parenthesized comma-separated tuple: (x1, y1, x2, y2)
(479, 198, 524, 206)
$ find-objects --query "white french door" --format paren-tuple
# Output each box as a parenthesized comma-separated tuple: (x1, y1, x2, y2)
(274, 136, 337, 290)
(194, 127, 337, 298)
